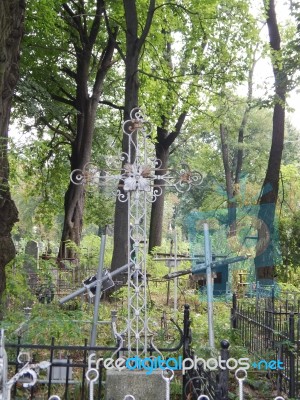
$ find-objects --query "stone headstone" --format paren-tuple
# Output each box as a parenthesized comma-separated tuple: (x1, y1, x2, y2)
(23, 240, 39, 289)
(47, 359, 73, 383)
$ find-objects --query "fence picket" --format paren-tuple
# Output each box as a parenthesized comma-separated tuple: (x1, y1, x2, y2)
(232, 292, 300, 399)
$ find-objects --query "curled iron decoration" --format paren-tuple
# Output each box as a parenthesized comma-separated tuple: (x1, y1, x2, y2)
(122, 107, 151, 138)
(70, 162, 102, 186)
(173, 164, 203, 193)
(151, 164, 203, 194)
(70, 114, 203, 201)
(151, 186, 163, 202)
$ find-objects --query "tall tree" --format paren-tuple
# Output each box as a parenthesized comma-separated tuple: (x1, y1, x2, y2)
(147, 0, 258, 251)
(0, 0, 25, 312)
(58, 1, 117, 259)
(148, 113, 187, 251)
(18, 0, 118, 259)
(110, 0, 155, 270)
(219, 47, 259, 237)
(256, 0, 288, 281)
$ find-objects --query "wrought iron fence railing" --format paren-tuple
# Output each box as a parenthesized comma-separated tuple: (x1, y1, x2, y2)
(232, 292, 300, 399)
(182, 305, 229, 400)
(2, 304, 231, 400)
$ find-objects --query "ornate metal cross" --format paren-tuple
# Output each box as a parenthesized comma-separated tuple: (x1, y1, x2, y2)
(71, 108, 203, 356)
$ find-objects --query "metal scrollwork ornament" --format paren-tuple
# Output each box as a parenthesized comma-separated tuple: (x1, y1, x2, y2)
(69, 108, 203, 356)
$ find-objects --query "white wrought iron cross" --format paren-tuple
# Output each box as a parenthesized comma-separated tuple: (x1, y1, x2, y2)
(70, 107, 203, 356)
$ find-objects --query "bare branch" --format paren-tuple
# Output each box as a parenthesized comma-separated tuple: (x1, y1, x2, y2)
(99, 100, 125, 111)
(103, 8, 125, 61)
(61, 66, 77, 81)
(50, 76, 76, 103)
(164, 112, 187, 148)
(62, 2, 86, 46)
(138, 0, 156, 51)
(40, 117, 74, 142)
(50, 93, 75, 107)
(89, 0, 104, 46)
(154, 2, 200, 16)
(92, 28, 118, 98)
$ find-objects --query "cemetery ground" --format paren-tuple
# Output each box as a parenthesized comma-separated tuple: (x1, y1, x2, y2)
(1, 239, 294, 400)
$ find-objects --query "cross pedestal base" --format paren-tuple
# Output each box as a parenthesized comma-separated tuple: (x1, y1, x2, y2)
(105, 369, 166, 400)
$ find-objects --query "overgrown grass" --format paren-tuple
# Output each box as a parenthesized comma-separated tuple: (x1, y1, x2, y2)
(1, 248, 282, 399)
(2, 254, 241, 349)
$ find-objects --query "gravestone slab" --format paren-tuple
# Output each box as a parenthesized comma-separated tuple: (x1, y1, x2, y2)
(23, 240, 39, 289)
(105, 369, 166, 400)
(47, 359, 73, 383)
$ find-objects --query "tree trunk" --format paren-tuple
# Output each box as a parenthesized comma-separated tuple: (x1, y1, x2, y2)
(111, 0, 155, 270)
(256, 0, 287, 282)
(234, 49, 256, 188)
(58, 11, 117, 259)
(148, 137, 169, 251)
(0, 0, 25, 314)
(148, 112, 186, 252)
(220, 52, 256, 239)
(220, 123, 237, 237)
(59, 99, 97, 259)
(110, 18, 139, 271)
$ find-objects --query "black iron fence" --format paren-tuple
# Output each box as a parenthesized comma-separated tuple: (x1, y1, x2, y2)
(5, 335, 188, 399)
(3, 305, 231, 400)
(182, 305, 229, 400)
(27, 267, 98, 302)
(232, 292, 300, 399)
(5, 338, 110, 399)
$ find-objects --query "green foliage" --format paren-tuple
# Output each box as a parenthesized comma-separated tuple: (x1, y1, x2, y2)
(9, 0, 283, 254)
(278, 210, 300, 282)
(275, 164, 300, 283)
(3, 259, 35, 313)
(9, 138, 69, 237)
(140, 0, 259, 130)
(282, 1, 300, 88)
(1, 11, 299, 400)
(84, 192, 115, 228)
(283, 120, 300, 164)
(3, 6, 300, 389)
(168, 101, 274, 226)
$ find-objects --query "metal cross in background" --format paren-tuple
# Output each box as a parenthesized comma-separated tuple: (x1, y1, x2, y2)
(71, 108, 203, 356)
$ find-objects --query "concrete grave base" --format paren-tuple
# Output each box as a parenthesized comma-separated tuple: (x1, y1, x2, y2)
(105, 369, 166, 400)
